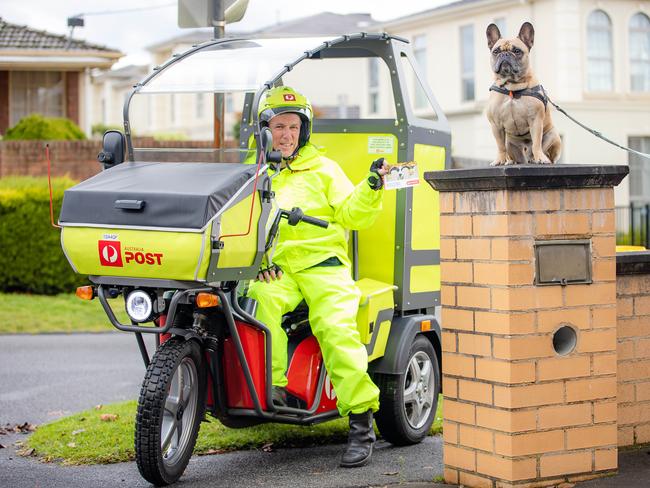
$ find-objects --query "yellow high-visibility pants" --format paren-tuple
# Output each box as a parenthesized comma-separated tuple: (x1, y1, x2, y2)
(248, 265, 380, 416)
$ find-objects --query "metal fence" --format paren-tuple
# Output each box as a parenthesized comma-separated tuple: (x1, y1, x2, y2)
(616, 204, 650, 248)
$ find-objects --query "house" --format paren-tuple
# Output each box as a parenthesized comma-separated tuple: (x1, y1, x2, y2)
(380, 0, 650, 206)
(0, 17, 123, 135)
(92, 12, 377, 140)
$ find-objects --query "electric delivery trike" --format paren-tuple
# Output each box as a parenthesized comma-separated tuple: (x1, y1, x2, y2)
(58, 33, 451, 485)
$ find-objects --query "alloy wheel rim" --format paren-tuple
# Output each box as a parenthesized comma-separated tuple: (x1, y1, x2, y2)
(402, 351, 435, 429)
(160, 357, 198, 466)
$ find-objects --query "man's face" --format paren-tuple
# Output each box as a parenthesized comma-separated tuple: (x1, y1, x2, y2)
(269, 112, 301, 158)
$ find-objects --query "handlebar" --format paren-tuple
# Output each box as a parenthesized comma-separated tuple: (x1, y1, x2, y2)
(285, 207, 329, 228)
(265, 207, 328, 253)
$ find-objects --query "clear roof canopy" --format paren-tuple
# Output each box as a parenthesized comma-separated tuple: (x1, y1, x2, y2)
(138, 37, 331, 94)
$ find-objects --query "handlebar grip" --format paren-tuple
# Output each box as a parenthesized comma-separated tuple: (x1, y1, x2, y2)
(301, 214, 329, 228)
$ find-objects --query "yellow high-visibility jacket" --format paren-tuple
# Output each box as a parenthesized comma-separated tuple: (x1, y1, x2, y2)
(268, 142, 383, 274)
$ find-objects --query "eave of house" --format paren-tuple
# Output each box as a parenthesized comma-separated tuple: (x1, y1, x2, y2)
(380, 0, 529, 30)
(0, 49, 123, 70)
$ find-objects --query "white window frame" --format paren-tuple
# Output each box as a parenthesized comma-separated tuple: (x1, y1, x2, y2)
(586, 10, 614, 92)
(413, 34, 428, 109)
(629, 13, 650, 92)
(460, 24, 475, 102)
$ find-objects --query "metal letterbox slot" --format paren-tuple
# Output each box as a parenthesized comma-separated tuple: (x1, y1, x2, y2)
(534, 239, 592, 286)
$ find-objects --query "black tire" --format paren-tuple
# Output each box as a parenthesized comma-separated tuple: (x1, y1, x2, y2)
(374, 334, 440, 446)
(135, 338, 206, 486)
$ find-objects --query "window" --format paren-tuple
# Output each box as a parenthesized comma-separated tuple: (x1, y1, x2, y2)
(196, 92, 205, 118)
(283, 57, 392, 119)
(9, 71, 64, 125)
(413, 35, 428, 108)
(400, 53, 439, 120)
(629, 13, 650, 92)
(493, 17, 506, 37)
(170, 94, 176, 125)
(225, 93, 234, 112)
(460, 25, 475, 101)
(587, 10, 614, 91)
(368, 58, 379, 114)
(629, 137, 650, 202)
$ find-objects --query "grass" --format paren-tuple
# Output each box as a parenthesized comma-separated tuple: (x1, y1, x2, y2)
(26, 397, 444, 465)
(0, 292, 127, 334)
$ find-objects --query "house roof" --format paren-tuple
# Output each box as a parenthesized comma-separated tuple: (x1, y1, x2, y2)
(0, 17, 121, 54)
(147, 12, 377, 52)
(381, 0, 495, 27)
(0, 17, 122, 69)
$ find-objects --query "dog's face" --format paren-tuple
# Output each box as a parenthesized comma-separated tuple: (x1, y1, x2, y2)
(487, 22, 534, 83)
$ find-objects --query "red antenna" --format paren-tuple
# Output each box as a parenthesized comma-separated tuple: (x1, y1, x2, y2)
(46, 144, 62, 229)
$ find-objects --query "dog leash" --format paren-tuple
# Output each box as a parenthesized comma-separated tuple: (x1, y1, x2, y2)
(542, 87, 650, 160)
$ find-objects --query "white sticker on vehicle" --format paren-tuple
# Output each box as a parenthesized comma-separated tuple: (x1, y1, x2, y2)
(368, 136, 394, 154)
(324, 373, 337, 400)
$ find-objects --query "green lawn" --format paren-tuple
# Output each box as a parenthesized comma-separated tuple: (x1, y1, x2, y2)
(0, 292, 126, 334)
(26, 398, 443, 465)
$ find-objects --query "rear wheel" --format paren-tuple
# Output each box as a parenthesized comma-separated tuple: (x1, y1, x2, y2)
(135, 338, 206, 486)
(374, 334, 440, 445)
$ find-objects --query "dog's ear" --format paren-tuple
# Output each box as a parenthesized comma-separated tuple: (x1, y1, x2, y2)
(486, 23, 501, 50)
(517, 22, 535, 50)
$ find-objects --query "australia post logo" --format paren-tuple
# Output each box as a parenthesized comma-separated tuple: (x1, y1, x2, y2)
(283, 94, 296, 101)
(98, 240, 123, 267)
(98, 240, 164, 267)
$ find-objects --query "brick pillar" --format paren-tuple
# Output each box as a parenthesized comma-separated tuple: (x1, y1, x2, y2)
(0, 71, 9, 135)
(65, 71, 80, 125)
(425, 165, 628, 488)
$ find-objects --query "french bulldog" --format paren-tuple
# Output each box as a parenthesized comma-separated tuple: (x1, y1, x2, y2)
(486, 22, 562, 165)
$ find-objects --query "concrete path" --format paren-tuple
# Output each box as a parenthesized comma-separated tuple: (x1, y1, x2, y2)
(0, 333, 444, 487)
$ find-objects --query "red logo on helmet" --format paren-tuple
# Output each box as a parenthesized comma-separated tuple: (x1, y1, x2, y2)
(283, 94, 296, 101)
(98, 240, 123, 267)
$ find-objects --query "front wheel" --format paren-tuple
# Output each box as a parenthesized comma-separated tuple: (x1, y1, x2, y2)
(374, 334, 440, 446)
(135, 338, 206, 486)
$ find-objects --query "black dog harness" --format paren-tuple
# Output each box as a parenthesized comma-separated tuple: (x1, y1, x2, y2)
(489, 84, 548, 108)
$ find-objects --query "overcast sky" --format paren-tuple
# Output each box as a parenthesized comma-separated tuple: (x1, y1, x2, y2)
(3, 0, 451, 68)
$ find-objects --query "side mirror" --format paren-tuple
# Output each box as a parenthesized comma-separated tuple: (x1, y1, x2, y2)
(97, 130, 126, 170)
(260, 127, 281, 164)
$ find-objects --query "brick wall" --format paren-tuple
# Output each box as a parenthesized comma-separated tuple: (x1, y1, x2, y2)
(616, 253, 650, 447)
(439, 186, 618, 487)
(0, 139, 232, 181)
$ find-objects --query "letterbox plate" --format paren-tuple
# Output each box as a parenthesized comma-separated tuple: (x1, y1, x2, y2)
(534, 239, 592, 286)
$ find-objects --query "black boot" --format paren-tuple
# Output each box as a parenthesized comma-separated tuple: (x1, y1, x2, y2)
(340, 411, 376, 468)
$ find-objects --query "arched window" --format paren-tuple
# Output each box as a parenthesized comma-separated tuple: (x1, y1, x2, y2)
(629, 13, 650, 92)
(587, 10, 613, 91)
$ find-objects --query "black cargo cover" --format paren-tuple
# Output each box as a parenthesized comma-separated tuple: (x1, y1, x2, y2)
(59, 162, 265, 230)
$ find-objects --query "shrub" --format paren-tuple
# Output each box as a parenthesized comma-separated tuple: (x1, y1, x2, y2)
(0, 176, 87, 294)
(91, 123, 123, 138)
(4, 114, 86, 141)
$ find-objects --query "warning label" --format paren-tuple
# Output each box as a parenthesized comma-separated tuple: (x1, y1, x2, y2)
(367, 136, 394, 154)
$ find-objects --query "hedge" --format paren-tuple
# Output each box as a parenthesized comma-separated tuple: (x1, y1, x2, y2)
(0, 177, 87, 294)
(4, 114, 86, 141)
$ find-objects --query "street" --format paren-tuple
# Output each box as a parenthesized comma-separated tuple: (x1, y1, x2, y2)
(0, 333, 444, 488)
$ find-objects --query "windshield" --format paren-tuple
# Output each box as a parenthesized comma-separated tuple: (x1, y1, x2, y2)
(138, 37, 331, 94)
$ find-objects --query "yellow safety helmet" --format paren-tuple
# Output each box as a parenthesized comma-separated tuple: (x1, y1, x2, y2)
(258, 86, 313, 149)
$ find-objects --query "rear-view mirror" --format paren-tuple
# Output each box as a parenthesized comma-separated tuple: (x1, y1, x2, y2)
(97, 130, 126, 170)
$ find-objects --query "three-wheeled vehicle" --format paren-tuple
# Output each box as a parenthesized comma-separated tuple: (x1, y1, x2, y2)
(58, 33, 451, 485)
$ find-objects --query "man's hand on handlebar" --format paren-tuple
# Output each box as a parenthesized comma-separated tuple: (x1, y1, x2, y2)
(257, 264, 283, 283)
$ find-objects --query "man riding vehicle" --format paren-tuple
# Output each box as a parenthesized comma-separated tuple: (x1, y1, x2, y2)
(247, 86, 389, 468)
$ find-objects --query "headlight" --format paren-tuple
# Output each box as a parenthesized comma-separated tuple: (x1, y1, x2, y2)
(125, 290, 153, 323)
